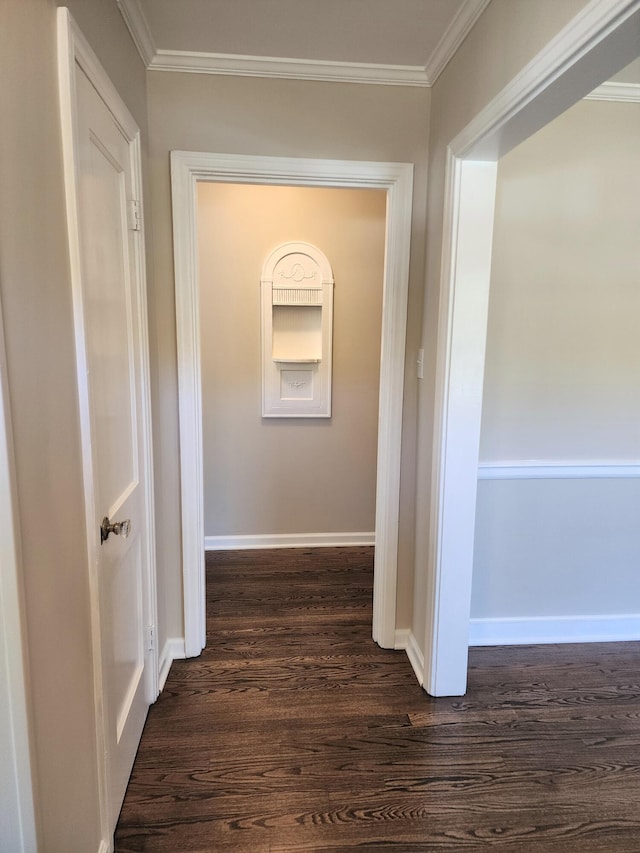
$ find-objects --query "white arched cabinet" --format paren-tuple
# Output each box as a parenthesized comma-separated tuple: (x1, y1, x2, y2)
(261, 241, 334, 418)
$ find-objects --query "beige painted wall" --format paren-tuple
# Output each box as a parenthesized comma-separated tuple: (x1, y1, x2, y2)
(198, 183, 385, 536)
(481, 98, 640, 461)
(0, 1, 148, 849)
(472, 96, 640, 619)
(147, 72, 430, 631)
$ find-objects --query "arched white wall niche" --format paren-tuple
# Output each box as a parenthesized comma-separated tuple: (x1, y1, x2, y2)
(424, 0, 640, 697)
(171, 152, 413, 657)
(261, 242, 334, 417)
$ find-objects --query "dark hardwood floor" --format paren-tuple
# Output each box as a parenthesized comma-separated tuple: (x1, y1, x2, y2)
(115, 547, 640, 852)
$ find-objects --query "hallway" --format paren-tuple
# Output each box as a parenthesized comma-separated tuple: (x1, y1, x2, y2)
(115, 548, 640, 851)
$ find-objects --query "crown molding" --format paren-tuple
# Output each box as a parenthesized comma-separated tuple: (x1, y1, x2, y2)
(116, 0, 491, 86)
(425, 0, 492, 84)
(451, 0, 640, 158)
(585, 81, 640, 101)
(116, 0, 156, 66)
(149, 50, 429, 86)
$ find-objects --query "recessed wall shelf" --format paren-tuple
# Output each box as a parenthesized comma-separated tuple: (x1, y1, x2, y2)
(261, 242, 334, 417)
(273, 358, 322, 364)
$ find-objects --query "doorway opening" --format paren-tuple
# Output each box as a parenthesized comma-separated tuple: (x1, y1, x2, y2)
(472, 80, 640, 646)
(424, 0, 640, 696)
(197, 182, 385, 552)
(171, 152, 413, 657)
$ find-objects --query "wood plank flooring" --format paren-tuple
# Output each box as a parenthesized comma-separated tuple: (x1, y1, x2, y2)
(114, 547, 640, 852)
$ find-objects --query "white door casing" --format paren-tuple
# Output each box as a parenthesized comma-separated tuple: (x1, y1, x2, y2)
(57, 8, 158, 844)
(425, 0, 640, 696)
(171, 153, 414, 656)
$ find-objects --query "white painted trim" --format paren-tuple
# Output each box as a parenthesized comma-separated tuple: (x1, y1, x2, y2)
(158, 639, 186, 692)
(150, 50, 428, 86)
(129, 131, 160, 707)
(116, 0, 489, 86)
(0, 297, 38, 851)
(453, 0, 640, 159)
(115, 0, 156, 66)
(98, 842, 109, 853)
(469, 614, 640, 647)
(171, 157, 205, 660)
(57, 7, 158, 844)
(426, 0, 640, 697)
(171, 151, 413, 657)
(205, 533, 375, 551)
(425, 0, 492, 84)
(586, 81, 640, 102)
(479, 461, 640, 480)
(425, 158, 498, 699)
(394, 629, 425, 686)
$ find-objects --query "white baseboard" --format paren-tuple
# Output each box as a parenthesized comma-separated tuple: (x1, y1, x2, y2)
(469, 614, 640, 647)
(158, 637, 186, 690)
(395, 629, 425, 686)
(205, 532, 375, 550)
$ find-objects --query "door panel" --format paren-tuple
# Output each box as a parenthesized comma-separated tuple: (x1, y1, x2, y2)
(84, 148, 137, 509)
(75, 66, 151, 828)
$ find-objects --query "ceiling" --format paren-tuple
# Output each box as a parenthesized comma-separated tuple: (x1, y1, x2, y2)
(117, 0, 492, 86)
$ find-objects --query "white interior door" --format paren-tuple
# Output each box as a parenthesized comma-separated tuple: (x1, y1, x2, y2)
(74, 65, 155, 829)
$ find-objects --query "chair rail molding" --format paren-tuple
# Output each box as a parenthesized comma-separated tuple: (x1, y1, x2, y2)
(478, 460, 640, 480)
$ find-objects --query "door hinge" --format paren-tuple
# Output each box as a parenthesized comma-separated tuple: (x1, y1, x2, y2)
(146, 625, 155, 652)
(129, 198, 142, 232)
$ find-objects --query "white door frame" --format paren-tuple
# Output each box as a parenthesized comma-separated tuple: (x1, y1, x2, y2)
(0, 297, 38, 852)
(57, 8, 158, 844)
(171, 152, 414, 656)
(425, 0, 640, 696)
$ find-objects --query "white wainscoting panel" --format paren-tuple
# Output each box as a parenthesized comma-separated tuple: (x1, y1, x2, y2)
(473, 474, 640, 629)
(205, 532, 375, 550)
(470, 614, 640, 647)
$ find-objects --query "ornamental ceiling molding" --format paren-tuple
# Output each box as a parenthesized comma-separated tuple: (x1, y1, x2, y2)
(115, 0, 156, 66)
(585, 81, 640, 101)
(150, 51, 429, 86)
(116, 0, 491, 87)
